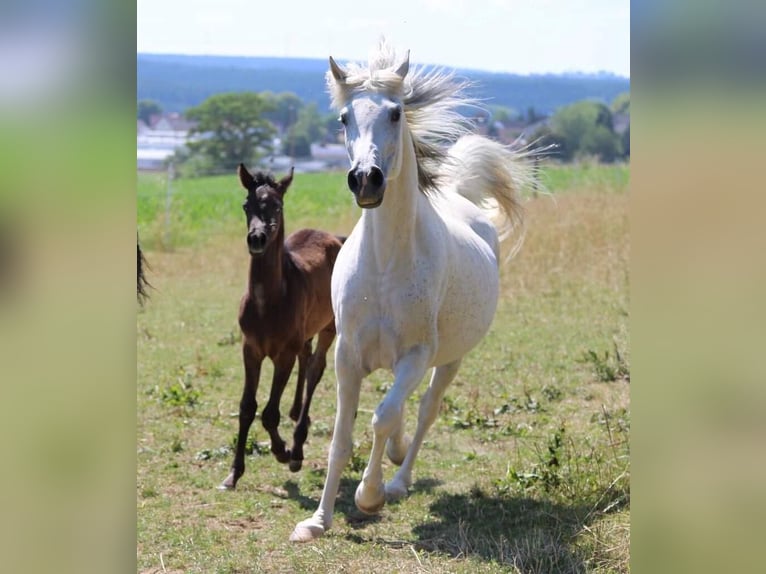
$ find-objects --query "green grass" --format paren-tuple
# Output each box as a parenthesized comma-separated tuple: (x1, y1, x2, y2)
(137, 170, 354, 251)
(137, 163, 629, 573)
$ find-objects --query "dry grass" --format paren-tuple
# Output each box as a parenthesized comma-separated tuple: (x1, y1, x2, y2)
(138, 165, 629, 573)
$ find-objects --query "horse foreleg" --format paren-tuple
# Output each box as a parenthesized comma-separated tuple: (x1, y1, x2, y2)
(220, 343, 262, 490)
(289, 326, 334, 472)
(355, 346, 431, 515)
(290, 338, 363, 542)
(385, 399, 411, 466)
(386, 358, 462, 501)
(261, 353, 297, 464)
(290, 340, 312, 422)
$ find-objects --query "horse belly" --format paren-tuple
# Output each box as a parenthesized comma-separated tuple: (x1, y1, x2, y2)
(433, 252, 499, 366)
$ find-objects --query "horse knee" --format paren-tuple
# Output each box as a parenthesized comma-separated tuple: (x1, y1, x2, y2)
(239, 399, 257, 426)
(261, 405, 280, 430)
(372, 401, 402, 437)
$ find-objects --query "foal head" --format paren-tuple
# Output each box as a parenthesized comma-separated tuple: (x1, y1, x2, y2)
(327, 49, 411, 209)
(238, 164, 294, 256)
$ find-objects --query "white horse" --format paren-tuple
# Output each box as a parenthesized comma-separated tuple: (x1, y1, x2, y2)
(290, 41, 535, 542)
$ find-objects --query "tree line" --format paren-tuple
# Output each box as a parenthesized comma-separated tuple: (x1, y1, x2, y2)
(138, 90, 629, 177)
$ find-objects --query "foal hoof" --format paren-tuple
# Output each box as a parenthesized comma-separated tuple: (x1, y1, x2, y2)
(289, 459, 303, 472)
(218, 471, 237, 490)
(275, 451, 291, 464)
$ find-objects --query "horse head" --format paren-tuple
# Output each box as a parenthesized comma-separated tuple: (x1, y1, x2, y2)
(238, 164, 293, 255)
(328, 50, 410, 209)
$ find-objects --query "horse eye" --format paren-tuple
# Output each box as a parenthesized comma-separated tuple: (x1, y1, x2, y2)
(339, 111, 348, 125)
(390, 106, 402, 122)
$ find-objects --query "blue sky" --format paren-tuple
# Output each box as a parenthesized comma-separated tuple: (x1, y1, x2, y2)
(137, 0, 630, 77)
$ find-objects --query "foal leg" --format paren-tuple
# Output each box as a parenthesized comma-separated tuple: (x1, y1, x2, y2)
(261, 352, 297, 464)
(290, 338, 364, 542)
(219, 343, 262, 490)
(355, 347, 431, 515)
(290, 339, 312, 422)
(386, 359, 462, 501)
(290, 326, 335, 471)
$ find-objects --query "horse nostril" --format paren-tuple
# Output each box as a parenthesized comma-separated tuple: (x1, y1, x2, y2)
(248, 232, 266, 250)
(347, 169, 361, 193)
(369, 167, 384, 190)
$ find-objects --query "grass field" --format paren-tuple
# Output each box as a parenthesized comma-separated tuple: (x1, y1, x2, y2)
(137, 163, 630, 573)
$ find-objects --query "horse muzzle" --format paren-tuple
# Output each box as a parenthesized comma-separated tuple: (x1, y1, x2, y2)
(347, 166, 386, 209)
(247, 231, 268, 255)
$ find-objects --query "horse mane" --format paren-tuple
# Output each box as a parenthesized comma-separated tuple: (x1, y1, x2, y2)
(327, 39, 478, 193)
(248, 171, 279, 191)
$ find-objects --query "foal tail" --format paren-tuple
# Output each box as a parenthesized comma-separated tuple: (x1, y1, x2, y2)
(440, 134, 538, 259)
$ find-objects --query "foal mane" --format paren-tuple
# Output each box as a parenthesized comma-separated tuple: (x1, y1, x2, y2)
(327, 40, 478, 193)
(247, 171, 279, 192)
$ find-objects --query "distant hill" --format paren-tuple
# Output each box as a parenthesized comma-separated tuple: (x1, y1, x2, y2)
(137, 54, 630, 117)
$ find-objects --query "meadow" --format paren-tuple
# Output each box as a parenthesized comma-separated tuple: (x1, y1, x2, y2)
(137, 162, 630, 573)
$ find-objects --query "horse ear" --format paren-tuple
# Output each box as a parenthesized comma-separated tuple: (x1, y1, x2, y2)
(394, 50, 410, 79)
(278, 167, 294, 195)
(329, 56, 347, 82)
(238, 163, 255, 190)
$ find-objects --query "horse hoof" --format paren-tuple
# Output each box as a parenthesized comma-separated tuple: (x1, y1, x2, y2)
(289, 459, 303, 472)
(355, 482, 386, 515)
(289, 520, 325, 542)
(384, 479, 409, 501)
(275, 451, 291, 464)
(218, 472, 237, 490)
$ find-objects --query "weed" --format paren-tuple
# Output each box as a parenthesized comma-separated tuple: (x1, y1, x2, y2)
(228, 434, 270, 457)
(194, 446, 231, 461)
(160, 373, 201, 408)
(216, 330, 239, 346)
(541, 384, 564, 402)
(581, 340, 630, 382)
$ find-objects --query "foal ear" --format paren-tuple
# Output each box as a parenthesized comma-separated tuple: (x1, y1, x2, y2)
(277, 167, 294, 196)
(238, 163, 255, 190)
(394, 50, 410, 79)
(329, 56, 347, 82)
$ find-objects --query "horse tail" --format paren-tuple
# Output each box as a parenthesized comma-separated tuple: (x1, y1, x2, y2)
(441, 134, 539, 259)
(137, 238, 151, 305)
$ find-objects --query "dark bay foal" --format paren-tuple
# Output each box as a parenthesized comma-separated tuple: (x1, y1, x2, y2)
(220, 165, 344, 489)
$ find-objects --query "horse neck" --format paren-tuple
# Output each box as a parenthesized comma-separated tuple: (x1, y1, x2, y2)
(360, 127, 423, 267)
(247, 225, 287, 300)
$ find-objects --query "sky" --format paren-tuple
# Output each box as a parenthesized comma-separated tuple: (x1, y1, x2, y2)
(137, 0, 630, 77)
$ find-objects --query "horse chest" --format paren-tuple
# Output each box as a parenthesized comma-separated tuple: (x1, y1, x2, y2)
(334, 261, 437, 370)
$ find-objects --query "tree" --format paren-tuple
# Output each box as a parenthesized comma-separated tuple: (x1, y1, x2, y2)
(620, 124, 630, 159)
(548, 100, 619, 163)
(138, 99, 162, 125)
(261, 92, 304, 133)
(611, 92, 630, 115)
(487, 105, 518, 124)
(183, 92, 277, 174)
(282, 103, 327, 158)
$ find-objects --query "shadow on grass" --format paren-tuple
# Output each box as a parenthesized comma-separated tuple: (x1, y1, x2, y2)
(407, 490, 603, 572)
(283, 475, 383, 530)
(283, 473, 613, 571)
